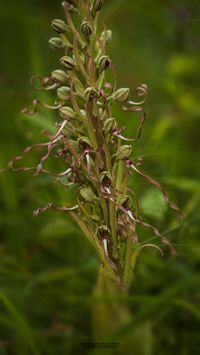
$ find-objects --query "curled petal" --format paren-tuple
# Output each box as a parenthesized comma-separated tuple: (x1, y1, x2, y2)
(21, 98, 62, 116)
(21, 99, 39, 116)
(139, 243, 164, 256)
(102, 193, 176, 255)
(56, 168, 72, 177)
(112, 130, 135, 142)
(51, 120, 68, 140)
(4, 165, 36, 174)
(122, 106, 146, 141)
(3, 163, 73, 179)
(126, 83, 148, 106)
(136, 83, 148, 97)
(8, 135, 64, 166)
(2, 121, 68, 174)
(56, 179, 74, 189)
(134, 217, 176, 256)
(7, 144, 48, 163)
(30, 75, 58, 91)
(33, 203, 79, 216)
(42, 101, 62, 110)
(35, 143, 58, 176)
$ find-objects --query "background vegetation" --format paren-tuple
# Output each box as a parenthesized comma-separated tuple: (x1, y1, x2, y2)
(0, 0, 199, 354)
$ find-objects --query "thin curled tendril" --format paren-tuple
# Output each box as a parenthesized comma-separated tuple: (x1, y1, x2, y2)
(33, 203, 79, 216)
(127, 83, 148, 106)
(22, 98, 62, 116)
(30, 75, 59, 91)
(0, 0, 183, 280)
(2, 119, 69, 176)
(102, 191, 176, 255)
(122, 106, 146, 141)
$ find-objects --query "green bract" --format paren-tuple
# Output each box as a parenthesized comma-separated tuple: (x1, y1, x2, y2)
(116, 145, 132, 160)
(79, 186, 97, 203)
(100, 171, 112, 185)
(103, 117, 117, 135)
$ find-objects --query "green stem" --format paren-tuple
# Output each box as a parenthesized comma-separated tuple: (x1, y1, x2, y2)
(103, 138, 117, 258)
(85, 105, 98, 149)
(64, 4, 85, 47)
(122, 229, 133, 290)
(116, 160, 125, 198)
(109, 203, 117, 259)
(103, 139, 111, 172)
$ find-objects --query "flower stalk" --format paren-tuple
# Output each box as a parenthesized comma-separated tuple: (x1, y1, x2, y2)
(1, 0, 182, 294)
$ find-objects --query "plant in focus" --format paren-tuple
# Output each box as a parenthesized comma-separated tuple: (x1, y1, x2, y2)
(1, 0, 182, 351)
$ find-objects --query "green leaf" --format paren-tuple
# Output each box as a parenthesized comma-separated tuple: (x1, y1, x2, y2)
(164, 177, 200, 195)
(0, 292, 38, 355)
(140, 188, 167, 220)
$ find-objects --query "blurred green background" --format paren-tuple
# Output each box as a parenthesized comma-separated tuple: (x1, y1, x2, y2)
(0, 0, 200, 354)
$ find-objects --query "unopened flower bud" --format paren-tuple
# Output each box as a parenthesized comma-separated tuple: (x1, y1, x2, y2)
(48, 37, 66, 50)
(80, 21, 92, 37)
(112, 88, 130, 103)
(92, 0, 103, 16)
(78, 137, 91, 151)
(60, 56, 76, 71)
(59, 106, 76, 119)
(103, 117, 117, 135)
(84, 87, 99, 101)
(100, 29, 112, 44)
(51, 19, 69, 33)
(116, 145, 132, 160)
(79, 186, 97, 203)
(57, 86, 70, 100)
(98, 55, 112, 73)
(51, 69, 69, 83)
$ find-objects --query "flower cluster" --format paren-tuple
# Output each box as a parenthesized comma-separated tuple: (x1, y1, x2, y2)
(1, 0, 182, 289)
